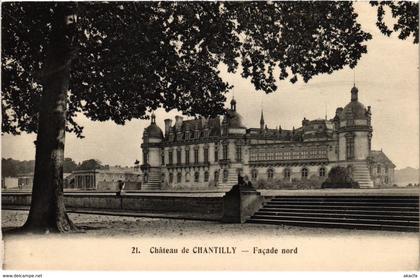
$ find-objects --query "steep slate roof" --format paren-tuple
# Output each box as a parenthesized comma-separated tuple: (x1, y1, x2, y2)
(166, 117, 221, 141)
(368, 150, 396, 167)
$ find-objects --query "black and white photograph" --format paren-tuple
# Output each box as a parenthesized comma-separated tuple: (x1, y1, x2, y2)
(1, 0, 419, 273)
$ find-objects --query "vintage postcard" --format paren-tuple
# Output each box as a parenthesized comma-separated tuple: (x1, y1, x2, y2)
(1, 1, 419, 273)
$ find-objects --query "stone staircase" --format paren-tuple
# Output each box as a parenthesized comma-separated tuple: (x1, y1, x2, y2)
(247, 195, 419, 232)
(351, 161, 374, 188)
(142, 170, 161, 190)
(219, 169, 238, 189)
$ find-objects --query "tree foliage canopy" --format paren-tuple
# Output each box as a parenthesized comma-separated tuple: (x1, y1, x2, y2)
(63, 157, 78, 173)
(371, 1, 419, 44)
(75, 159, 106, 170)
(2, 2, 379, 138)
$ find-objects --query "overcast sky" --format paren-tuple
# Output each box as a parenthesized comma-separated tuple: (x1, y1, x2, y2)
(2, 3, 419, 169)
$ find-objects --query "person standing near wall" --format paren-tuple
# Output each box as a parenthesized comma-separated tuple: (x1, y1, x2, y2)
(116, 180, 125, 209)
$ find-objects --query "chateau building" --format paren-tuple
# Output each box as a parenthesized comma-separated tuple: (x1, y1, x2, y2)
(141, 86, 395, 190)
(64, 167, 142, 191)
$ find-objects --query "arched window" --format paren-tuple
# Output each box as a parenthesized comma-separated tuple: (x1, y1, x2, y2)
(251, 169, 258, 181)
(301, 168, 308, 179)
(214, 146, 219, 162)
(177, 172, 182, 183)
(384, 176, 389, 184)
(204, 171, 209, 182)
(214, 171, 219, 183)
(284, 168, 291, 180)
(267, 169, 274, 181)
(194, 172, 200, 182)
(169, 173, 173, 183)
(319, 167, 326, 177)
(223, 169, 229, 182)
(185, 172, 191, 182)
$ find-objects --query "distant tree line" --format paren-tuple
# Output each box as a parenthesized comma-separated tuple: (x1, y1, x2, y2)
(1, 158, 109, 177)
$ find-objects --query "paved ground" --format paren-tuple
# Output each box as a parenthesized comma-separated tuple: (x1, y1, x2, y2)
(3, 209, 418, 271)
(4, 187, 419, 197)
(2, 209, 417, 238)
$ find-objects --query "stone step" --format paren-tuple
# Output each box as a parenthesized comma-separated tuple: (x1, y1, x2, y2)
(247, 218, 419, 232)
(259, 207, 419, 216)
(254, 211, 418, 220)
(250, 214, 418, 226)
(248, 195, 418, 232)
(270, 197, 419, 203)
(142, 184, 161, 190)
(268, 200, 419, 207)
(264, 204, 418, 211)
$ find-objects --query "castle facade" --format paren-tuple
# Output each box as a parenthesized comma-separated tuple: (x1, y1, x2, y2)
(140, 86, 395, 190)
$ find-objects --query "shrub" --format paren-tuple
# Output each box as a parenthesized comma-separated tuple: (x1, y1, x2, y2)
(296, 175, 324, 189)
(321, 166, 359, 189)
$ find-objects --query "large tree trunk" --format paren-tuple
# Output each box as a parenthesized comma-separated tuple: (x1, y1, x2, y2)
(23, 4, 78, 233)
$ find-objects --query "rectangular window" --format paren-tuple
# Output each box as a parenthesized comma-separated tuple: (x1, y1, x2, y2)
(177, 149, 181, 164)
(185, 149, 190, 164)
(346, 137, 355, 160)
(236, 145, 242, 161)
(143, 151, 148, 164)
(161, 152, 165, 165)
(223, 145, 228, 160)
(249, 150, 256, 161)
(169, 151, 173, 165)
(194, 149, 199, 164)
(204, 148, 209, 163)
(214, 147, 219, 162)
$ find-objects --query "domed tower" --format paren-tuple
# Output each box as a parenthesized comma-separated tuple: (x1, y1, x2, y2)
(223, 98, 246, 134)
(337, 85, 373, 187)
(141, 113, 163, 190)
(220, 98, 247, 188)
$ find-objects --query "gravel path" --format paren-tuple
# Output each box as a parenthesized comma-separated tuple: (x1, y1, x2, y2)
(2, 209, 417, 239)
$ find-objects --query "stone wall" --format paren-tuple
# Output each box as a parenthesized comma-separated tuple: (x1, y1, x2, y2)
(2, 192, 225, 221)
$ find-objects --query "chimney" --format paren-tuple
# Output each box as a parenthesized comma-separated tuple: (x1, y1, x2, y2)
(201, 117, 208, 128)
(335, 107, 343, 117)
(164, 119, 172, 136)
(175, 116, 183, 130)
(302, 117, 309, 126)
